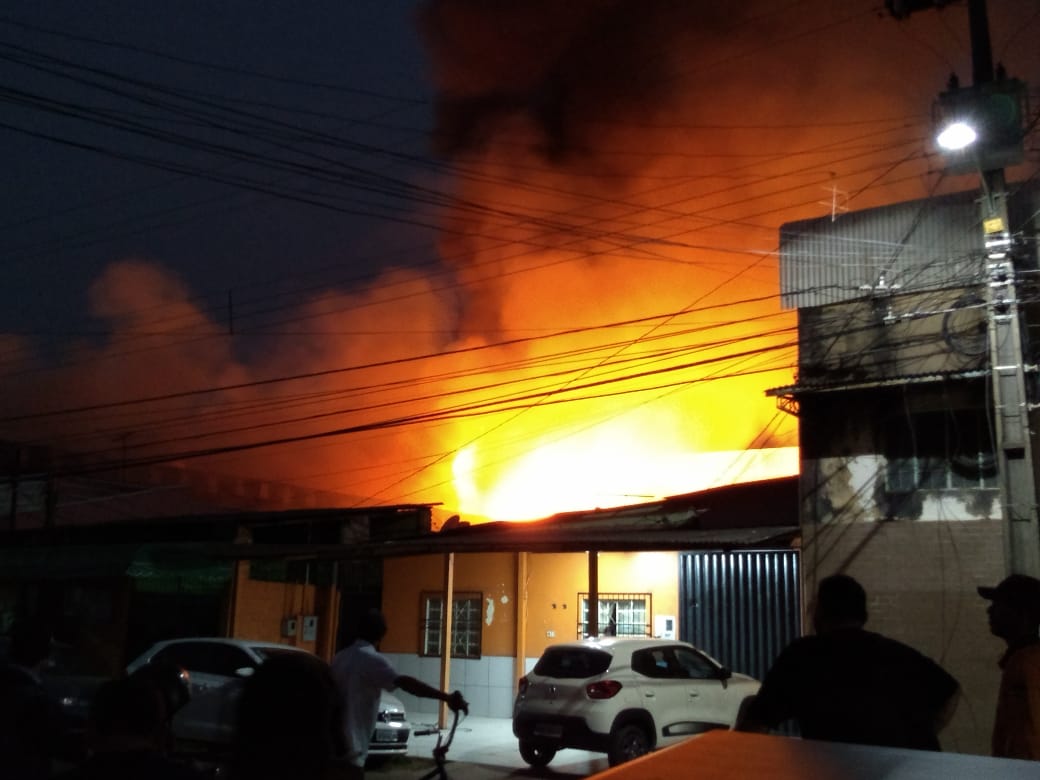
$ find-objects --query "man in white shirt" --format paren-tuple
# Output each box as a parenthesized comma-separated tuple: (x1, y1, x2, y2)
(330, 609, 468, 777)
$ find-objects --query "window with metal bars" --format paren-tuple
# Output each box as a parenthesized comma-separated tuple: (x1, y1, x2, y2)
(884, 409, 997, 492)
(578, 593, 651, 638)
(420, 591, 482, 659)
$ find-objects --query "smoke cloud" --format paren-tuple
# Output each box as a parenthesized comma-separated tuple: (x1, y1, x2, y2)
(9, 1, 1035, 519)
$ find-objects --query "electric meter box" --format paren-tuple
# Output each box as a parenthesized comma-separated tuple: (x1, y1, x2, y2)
(654, 615, 676, 640)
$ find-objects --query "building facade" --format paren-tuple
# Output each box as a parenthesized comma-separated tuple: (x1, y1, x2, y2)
(1, 474, 803, 725)
(769, 181, 1040, 754)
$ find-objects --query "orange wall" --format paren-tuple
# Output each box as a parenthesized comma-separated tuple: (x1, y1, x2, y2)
(381, 553, 518, 657)
(381, 550, 680, 662)
(523, 551, 679, 656)
(232, 561, 321, 654)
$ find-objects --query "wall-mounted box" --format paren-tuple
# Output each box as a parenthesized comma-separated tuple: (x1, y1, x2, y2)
(654, 615, 676, 640)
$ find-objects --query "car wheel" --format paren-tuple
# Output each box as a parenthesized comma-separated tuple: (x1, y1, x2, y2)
(608, 723, 651, 766)
(518, 739, 557, 767)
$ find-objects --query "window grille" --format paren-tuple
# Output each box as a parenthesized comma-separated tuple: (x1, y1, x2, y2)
(884, 409, 997, 492)
(577, 592, 651, 638)
(421, 591, 482, 659)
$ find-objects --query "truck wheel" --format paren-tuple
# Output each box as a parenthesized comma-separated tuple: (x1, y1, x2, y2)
(518, 739, 557, 767)
(608, 722, 651, 766)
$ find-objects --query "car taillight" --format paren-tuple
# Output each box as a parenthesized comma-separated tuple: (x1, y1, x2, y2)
(586, 680, 623, 699)
(517, 676, 529, 696)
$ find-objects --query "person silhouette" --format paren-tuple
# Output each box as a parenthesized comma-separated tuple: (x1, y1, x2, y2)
(228, 651, 349, 780)
(0, 615, 62, 780)
(331, 609, 468, 778)
(978, 574, 1040, 760)
(127, 658, 191, 757)
(736, 574, 959, 750)
(55, 674, 202, 779)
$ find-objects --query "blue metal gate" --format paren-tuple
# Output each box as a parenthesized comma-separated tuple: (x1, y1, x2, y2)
(679, 550, 801, 682)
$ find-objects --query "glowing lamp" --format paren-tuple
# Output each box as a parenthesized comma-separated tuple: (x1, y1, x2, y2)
(936, 120, 977, 151)
(933, 79, 1027, 174)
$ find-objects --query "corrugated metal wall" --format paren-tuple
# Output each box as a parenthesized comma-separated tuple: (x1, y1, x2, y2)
(780, 191, 982, 310)
(779, 180, 1040, 311)
(679, 550, 801, 682)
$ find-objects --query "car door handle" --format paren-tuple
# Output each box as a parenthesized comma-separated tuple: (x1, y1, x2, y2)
(688, 692, 700, 697)
(644, 691, 655, 698)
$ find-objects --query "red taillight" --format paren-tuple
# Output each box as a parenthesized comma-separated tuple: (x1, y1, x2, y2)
(586, 679, 623, 699)
(517, 676, 529, 696)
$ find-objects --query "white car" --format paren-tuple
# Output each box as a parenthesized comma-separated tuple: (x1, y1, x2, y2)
(512, 636, 759, 767)
(127, 637, 411, 756)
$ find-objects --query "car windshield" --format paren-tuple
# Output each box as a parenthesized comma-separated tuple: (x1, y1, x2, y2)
(533, 647, 612, 678)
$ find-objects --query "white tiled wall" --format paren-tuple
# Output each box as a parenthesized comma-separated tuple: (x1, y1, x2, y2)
(384, 653, 517, 719)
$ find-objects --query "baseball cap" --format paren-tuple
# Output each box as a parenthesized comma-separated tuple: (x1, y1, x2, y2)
(978, 574, 1040, 615)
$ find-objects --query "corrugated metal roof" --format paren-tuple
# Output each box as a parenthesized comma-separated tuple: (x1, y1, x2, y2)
(205, 525, 800, 559)
(766, 368, 990, 397)
(0, 478, 800, 573)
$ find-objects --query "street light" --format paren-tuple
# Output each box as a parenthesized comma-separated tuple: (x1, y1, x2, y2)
(933, 79, 1027, 174)
(936, 120, 977, 152)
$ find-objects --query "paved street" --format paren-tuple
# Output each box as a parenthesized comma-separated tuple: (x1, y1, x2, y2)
(369, 716, 610, 780)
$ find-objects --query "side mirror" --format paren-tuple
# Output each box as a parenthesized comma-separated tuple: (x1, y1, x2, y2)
(718, 666, 732, 688)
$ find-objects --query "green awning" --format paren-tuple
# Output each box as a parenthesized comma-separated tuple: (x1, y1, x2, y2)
(127, 544, 232, 594)
(0, 543, 231, 593)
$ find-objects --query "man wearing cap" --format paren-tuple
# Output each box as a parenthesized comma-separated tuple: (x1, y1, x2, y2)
(978, 574, 1040, 760)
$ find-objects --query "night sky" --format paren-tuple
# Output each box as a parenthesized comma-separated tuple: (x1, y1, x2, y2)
(0, 1, 434, 340)
(1, 1, 1038, 520)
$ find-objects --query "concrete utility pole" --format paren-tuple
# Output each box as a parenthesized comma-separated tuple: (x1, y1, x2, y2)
(889, 0, 1039, 575)
(984, 163, 1039, 576)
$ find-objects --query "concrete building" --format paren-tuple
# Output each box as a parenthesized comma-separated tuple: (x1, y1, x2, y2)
(768, 180, 1040, 754)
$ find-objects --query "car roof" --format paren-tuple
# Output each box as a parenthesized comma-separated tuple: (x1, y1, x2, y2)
(542, 636, 695, 653)
(149, 637, 307, 651)
(127, 637, 311, 670)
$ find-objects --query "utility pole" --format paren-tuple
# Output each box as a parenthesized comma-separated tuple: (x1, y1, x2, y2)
(889, 0, 1039, 575)
(984, 161, 1039, 576)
